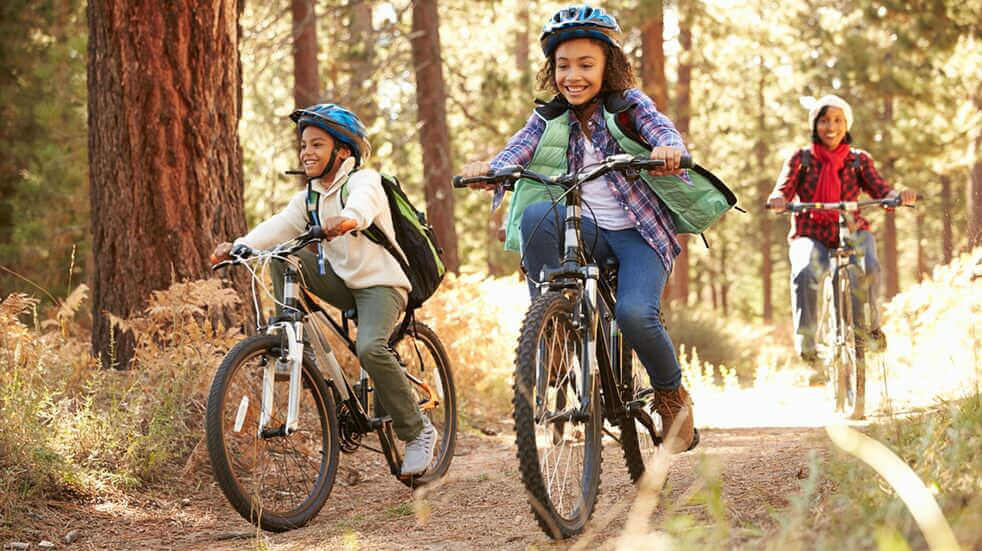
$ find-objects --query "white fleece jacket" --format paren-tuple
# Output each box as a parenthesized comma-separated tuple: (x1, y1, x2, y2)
(235, 158, 410, 303)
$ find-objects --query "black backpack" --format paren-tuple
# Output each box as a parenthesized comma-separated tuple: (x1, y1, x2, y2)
(305, 174, 446, 312)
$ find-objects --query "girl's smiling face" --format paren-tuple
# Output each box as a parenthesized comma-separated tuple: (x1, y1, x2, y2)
(299, 125, 350, 178)
(816, 106, 848, 149)
(554, 38, 606, 107)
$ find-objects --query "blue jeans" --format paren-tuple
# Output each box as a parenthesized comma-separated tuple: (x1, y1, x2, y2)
(789, 231, 882, 358)
(519, 201, 682, 390)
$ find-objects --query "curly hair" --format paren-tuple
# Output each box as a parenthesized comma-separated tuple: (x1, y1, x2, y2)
(536, 39, 637, 96)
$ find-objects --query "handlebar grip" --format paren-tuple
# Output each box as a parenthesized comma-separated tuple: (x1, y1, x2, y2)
(452, 175, 468, 188)
(680, 155, 693, 169)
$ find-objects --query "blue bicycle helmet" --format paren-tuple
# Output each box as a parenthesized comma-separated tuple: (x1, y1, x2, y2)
(540, 4, 622, 58)
(290, 103, 372, 167)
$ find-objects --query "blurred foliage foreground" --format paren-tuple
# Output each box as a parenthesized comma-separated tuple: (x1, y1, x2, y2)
(2, 252, 981, 548)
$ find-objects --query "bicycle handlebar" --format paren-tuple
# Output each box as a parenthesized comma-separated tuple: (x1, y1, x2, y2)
(778, 196, 911, 214)
(452, 153, 694, 190)
(211, 226, 327, 271)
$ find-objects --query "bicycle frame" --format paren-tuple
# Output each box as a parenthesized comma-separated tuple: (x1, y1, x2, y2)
(219, 240, 429, 477)
(528, 167, 657, 439)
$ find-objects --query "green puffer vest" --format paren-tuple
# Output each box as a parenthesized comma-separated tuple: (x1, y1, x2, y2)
(502, 92, 737, 251)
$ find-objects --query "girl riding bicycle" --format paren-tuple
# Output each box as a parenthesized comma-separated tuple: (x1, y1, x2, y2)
(460, 4, 696, 453)
(766, 94, 916, 373)
(211, 103, 436, 476)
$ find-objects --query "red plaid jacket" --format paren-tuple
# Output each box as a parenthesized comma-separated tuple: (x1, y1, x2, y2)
(770, 147, 892, 248)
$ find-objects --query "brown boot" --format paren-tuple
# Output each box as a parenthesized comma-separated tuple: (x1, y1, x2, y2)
(653, 385, 696, 453)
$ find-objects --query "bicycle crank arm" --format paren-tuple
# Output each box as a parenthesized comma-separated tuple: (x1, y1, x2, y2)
(631, 409, 663, 446)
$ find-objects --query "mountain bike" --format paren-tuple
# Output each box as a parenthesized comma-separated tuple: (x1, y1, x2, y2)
(782, 197, 908, 419)
(205, 227, 457, 532)
(454, 154, 700, 538)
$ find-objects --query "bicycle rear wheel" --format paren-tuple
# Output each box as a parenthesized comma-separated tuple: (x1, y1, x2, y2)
(384, 321, 457, 486)
(513, 292, 602, 539)
(206, 334, 340, 532)
(617, 341, 660, 483)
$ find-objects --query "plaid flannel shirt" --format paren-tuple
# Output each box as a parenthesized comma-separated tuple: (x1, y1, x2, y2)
(490, 88, 688, 271)
(770, 147, 892, 249)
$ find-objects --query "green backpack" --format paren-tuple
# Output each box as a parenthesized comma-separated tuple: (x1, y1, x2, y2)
(306, 174, 446, 311)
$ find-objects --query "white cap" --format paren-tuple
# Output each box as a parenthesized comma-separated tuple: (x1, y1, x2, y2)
(802, 94, 853, 131)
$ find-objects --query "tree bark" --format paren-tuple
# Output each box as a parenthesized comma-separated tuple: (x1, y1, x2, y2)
(941, 174, 953, 264)
(410, 0, 459, 272)
(881, 95, 899, 297)
(291, 0, 320, 109)
(756, 69, 772, 321)
(668, 0, 693, 305)
(87, 0, 246, 368)
(640, 0, 669, 111)
(971, 122, 982, 251)
(349, 0, 377, 128)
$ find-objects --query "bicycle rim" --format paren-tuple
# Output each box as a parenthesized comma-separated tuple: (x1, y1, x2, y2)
(514, 292, 602, 539)
(206, 334, 340, 532)
(386, 321, 457, 486)
(619, 342, 659, 483)
(834, 275, 859, 415)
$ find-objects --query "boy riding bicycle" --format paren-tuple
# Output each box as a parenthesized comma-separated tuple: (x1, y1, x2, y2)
(460, 4, 696, 453)
(211, 103, 436, 476)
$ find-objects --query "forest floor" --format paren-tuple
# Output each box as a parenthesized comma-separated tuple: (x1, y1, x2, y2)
(9, 382, 861, 551)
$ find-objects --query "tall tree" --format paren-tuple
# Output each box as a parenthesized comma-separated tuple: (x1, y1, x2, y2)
(348, 0, 377, 128)
(671, 0, 693, 305)
(410, 0, 459, 272)
(291, 0, 320, 108)
(972, 91, 982, 250)
(640, 0, 669, 112)
(87, 0, 247, 367)
(881, 94, 900, 297)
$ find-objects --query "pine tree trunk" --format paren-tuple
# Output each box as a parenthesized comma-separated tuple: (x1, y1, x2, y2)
(756, 72, 773, 321)
(410, 0, 459, 273)
(87, 0, 246, 368)
(881, 95, 899, 297)
(350, 0, 376, 127)
(670, 0, 693, 305)
(941, 174, 953, 263)
(291, 0, 320, 109)
(640, 0, 669, 111)
(971, 122, 982, 250)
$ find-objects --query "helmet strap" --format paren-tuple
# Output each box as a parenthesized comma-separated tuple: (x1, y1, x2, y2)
(311, 144, 339, 181)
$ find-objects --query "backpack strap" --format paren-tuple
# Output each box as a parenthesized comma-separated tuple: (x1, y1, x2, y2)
(306, 182, 321, 227)
(305, 181, 327, 274)
(339, 178, 411, 269)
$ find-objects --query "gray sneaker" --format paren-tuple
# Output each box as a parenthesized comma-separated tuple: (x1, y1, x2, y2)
(400, 416, 436, 477)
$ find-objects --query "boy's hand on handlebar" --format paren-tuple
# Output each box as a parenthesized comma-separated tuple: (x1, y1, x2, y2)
(323, 216, 358, 239)
(648, 146, 685, 177)
(210, 242, 234, 266)
(766, 196, 787, 213)
(460, 161, 496, 190)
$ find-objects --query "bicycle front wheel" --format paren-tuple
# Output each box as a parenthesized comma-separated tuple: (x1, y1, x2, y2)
(385, 320, 457, 486)
(832, 271, 864, 418)
(513, 292, 602, 539)
(206, 334, 340, 532)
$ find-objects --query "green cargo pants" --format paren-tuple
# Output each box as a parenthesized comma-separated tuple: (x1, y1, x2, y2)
(271, 249, 423, 442)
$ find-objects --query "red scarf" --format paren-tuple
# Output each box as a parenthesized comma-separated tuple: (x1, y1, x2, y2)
(810, 142, 850, 224)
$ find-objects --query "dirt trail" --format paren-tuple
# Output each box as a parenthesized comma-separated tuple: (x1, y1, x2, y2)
(10, 386, 844, 551)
